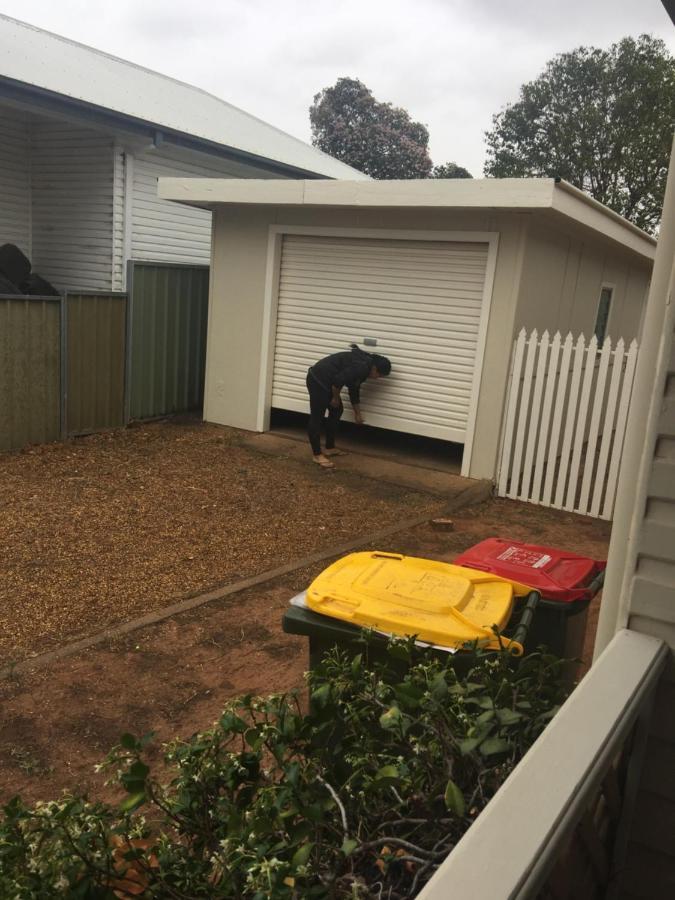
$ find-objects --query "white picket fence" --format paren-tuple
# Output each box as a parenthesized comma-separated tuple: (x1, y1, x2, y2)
(497, 329, 639, 520)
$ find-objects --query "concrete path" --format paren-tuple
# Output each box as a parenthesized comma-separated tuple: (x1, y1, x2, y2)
(239, 431, 492, 509)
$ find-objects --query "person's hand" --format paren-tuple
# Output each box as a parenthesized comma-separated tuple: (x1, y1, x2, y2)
(354, 411, 365, 425)
(330, 397, 341, 409)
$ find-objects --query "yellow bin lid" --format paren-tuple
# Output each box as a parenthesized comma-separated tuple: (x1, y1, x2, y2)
(306, 551, 532, 655)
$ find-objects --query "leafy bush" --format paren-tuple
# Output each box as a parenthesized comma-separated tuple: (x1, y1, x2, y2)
(0, 639, 568, 898)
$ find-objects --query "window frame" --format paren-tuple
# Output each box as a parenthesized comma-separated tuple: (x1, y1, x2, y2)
(594, 283, 615, 346)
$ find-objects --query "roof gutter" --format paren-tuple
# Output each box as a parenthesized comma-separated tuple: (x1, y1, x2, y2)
(0, 76, 333, 181)
(554, 177, 657, 247)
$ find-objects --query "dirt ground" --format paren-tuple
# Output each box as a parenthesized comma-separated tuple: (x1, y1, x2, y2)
(0, 496, 610, 807)
(0, 419, 441, 662)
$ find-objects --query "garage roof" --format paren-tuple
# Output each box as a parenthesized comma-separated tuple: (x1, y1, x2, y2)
(0, 14, 366, 180)
(158, 176, 657, 261)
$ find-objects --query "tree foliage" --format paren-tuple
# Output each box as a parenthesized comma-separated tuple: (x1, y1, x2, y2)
(310, 77, 433, 179)
(431, 162, 472, 179)
(0, 639, 567, 898)
(484, 35, 675, 233)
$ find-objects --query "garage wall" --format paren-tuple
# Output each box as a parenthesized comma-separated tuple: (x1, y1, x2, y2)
(0, 108, 31, 258)
(516, 218, 651, 340)
(206, 205, 527, 480)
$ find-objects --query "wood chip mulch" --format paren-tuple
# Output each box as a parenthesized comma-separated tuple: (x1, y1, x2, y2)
(0, 421, 439, 662)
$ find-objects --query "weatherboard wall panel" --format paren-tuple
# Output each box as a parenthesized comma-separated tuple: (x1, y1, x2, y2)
(621, 313, 675, 891)
(130, 145, 280, 266)
(30, 123, 115, 291)
(0, 109, 31, 257)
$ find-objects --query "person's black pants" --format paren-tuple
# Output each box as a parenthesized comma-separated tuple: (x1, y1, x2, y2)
(306, 373, 343, 455)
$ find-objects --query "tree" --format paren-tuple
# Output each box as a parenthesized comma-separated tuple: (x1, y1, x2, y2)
(310, 77, 434, 179)
(431, 162, 472, 179)
(484, 35, 675, 233)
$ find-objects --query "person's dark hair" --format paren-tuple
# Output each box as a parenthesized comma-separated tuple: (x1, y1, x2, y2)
(371, 354, 391, 376)
(349, 343, 391, 376)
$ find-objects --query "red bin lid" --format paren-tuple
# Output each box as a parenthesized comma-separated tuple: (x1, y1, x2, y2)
(453, 539, 606, 603)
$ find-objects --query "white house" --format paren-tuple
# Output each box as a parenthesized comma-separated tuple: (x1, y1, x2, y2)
(0, 14, 364, 294)
(158, 177, 655, 480)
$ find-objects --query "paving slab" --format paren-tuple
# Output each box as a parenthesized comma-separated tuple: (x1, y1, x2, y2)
(239, 431, 492, 508)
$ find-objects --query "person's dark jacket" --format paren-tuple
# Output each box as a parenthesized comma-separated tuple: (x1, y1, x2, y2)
(308, 348, 372, 405)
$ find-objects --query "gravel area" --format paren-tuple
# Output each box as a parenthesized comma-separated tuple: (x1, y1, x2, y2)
(0, 420, 440, 661)
(0, 497, 611, 806)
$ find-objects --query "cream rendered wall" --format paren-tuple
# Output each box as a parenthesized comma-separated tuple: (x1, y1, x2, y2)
(516, 217, 651, 340)
(205, 205, 529, 480)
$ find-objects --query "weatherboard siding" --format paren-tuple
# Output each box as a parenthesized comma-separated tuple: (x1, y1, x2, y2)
(130, 144, 278, 265)
(0, 109, 31, 258)
(30, 123, 116, 291)
(626, 321, 675, 644)
(621, 328, 675, 897)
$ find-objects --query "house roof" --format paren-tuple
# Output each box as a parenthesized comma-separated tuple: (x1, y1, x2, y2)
(158, 176, 657, 261)
(0, 14, 366, 180)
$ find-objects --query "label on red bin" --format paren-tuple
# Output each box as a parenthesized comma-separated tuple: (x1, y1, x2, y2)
(496, 546, 552, 569)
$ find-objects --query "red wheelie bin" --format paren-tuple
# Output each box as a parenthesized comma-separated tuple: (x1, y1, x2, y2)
(453, 539, 605, 661)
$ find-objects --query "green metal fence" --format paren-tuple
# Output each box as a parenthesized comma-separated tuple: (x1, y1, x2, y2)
(0, 296, 61, 451)
(0, 292, 128, 452)
(127, 262, 209, 421)
(65, 292, 127, 436)
(1, 260, 210, 452)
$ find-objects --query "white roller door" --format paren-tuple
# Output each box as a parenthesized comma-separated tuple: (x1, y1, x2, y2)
(271, 234, 490, 442)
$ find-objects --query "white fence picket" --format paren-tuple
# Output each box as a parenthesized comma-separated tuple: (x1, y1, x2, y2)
(602, 339, 639, 519)
(497, 329, 527, 496)
(565, 334, 598, 511)
(532, 331, 561, 504)
(542, 332, 574, 506)
(590, 338, 625, 517)
(497, 329, 639, 521)
(554, 333, 586, 508)
(579, 337, 612, 514)
(507, 329, 538, 500)
(519, 330, 549, 502)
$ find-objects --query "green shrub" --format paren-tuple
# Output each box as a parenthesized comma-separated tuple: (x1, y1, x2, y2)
(0, 639, 568, 898)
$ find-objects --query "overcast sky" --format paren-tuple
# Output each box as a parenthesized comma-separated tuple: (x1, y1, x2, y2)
(1, 0, 673, 175)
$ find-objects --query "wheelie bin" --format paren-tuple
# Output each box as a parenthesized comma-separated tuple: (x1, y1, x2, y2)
(453, 539, 605, 660)
(282, 550, 540, 672)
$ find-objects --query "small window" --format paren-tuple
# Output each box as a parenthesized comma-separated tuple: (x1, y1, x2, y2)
(594, 286, 613, 345)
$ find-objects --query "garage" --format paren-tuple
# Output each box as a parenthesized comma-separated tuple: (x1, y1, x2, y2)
(158, 177, 654, 480)
(271, 233, 492, 443)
